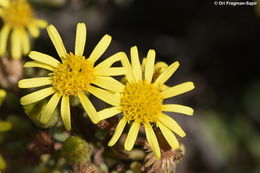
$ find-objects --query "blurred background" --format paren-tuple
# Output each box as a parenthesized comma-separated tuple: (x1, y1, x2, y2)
(1, 0, 260, 173)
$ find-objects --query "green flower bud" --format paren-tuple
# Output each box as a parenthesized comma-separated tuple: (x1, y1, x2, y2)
(23, 99, 59, 128)
(128, 149, 145, 160)
(130, 161, 142, 173)
(70, 95, 81, 107)
(61, 136, 92, 164)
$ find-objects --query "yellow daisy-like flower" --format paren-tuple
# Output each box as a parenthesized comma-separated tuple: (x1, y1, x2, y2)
(97, 46, 195, 158)
(0, 0, 47, 59)
(18, 23, 126, 131)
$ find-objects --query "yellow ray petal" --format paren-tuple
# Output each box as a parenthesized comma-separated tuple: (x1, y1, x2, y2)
(27, 24, 40, 38)
(92, 76, 124, 92)
(77, 92, 99, 124)
(18, 77, 52, 88)
(11, 29, 22, 59)
(157, 121, 179, 149)
(161, 82, 195, 99)
(94, 52, 126, 70)
(108, 118, 127, 146)
(61, 95, 71, 131)
(0, 24, 11, 55)
(158, 113, 186, 137)
(98, 106, 121, 120)
(154, 61, 168, 72)
(41, 93, 61, 123)
(144, 49, 155, 83)
(20, 87, 55, 105)
(154, 61, 180, 86)
(141, 58, 147, 71)
(87, 86, 120, 106)
(29, 51, 60, 67)
(121, 54, 135, 83)
(124, 121, 140, 151)
(21, 28, 30, 55)
(162, 104, 194, 115)
(95, 67, 126, 76)
(24, 61, 54, 71)
(0, 121, 12, 131)
(88, 34, 111, 63)
(47, 25, 67, 59)
(75, 23, 86, 56)
(130, 46, 142, 81)
(33, 19, 48, 28)
(145, 124, 161, 159)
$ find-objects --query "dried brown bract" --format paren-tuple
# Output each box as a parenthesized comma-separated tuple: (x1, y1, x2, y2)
(142, 143, 183, 173)
(0, 56, 23, 88)
(70, 162, 97, 173)
(27, 132, 55, 156)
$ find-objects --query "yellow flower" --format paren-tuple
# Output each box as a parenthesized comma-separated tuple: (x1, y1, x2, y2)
(97, 46, 195, 158)
(141, 58, 169, 90)
(18, 23, 126, 131)
(0, 0, 47, 59)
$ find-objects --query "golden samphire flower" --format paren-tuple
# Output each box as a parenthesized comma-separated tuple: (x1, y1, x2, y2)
(18, 23, 126, 131)
(97, 46, 195, 158)
(0, 0, 47, 59)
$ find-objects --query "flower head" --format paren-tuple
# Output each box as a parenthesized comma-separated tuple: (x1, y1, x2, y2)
(0, 0, 47, 59)
(18, 23, 126, 130)
(142, 143, 184, 173)
(61, 136, 92, 164)
(97, 46, 195, 158)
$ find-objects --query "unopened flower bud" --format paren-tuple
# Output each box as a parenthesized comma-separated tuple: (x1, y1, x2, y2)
(61, 136, 92, 164)
(23, 100, 59, 128)
(128, 149, 145, 160)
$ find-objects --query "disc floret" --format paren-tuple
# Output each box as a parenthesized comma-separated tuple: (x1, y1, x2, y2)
(121, 80, 163, 124)
(2, 0, 33, 27)
(52, 53, 95, 96)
